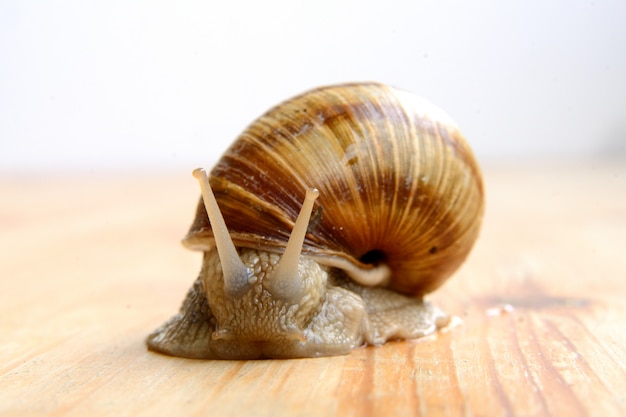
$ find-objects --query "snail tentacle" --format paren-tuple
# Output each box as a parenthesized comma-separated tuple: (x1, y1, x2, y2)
(268, 188, 320, 302)
(192, 168, 251, 298)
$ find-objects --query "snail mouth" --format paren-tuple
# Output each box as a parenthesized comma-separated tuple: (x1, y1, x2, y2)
(359, 249, 386, 266)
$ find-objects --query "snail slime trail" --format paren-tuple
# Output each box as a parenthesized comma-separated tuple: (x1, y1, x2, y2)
(147, 82, 484, 359)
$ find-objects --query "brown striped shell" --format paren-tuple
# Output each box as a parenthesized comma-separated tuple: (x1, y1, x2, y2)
(183, 82, 484, 296)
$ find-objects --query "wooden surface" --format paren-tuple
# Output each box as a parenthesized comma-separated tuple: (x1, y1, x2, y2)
(1, 159, 625, 416)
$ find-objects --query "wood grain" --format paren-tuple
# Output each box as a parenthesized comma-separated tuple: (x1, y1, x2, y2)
(1, 159, 625, 416)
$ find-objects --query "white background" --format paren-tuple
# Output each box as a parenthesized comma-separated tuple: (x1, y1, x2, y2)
(1, 0, 625, 173)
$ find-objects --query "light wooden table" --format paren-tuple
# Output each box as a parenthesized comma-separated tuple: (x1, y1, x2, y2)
(1, 159, 624, 416)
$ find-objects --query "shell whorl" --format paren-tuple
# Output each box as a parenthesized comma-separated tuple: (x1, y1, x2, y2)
(184, 82, 484, 296)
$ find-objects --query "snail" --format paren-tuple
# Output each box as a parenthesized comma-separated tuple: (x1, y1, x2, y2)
(146, 82, 484, 359)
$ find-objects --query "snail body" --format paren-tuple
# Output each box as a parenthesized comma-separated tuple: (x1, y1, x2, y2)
(147, 82, 484, 359)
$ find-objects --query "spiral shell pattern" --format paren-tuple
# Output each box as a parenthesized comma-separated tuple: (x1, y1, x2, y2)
(184, 83, 484, 296)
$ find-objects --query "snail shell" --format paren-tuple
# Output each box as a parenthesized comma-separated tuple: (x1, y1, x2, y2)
(184, 82, 483, 296)
(147, 82, 484, 359)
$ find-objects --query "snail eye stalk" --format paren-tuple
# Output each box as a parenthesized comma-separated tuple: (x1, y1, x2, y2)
(268, 188, 319, 302)
(192, 168, 250, 298)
